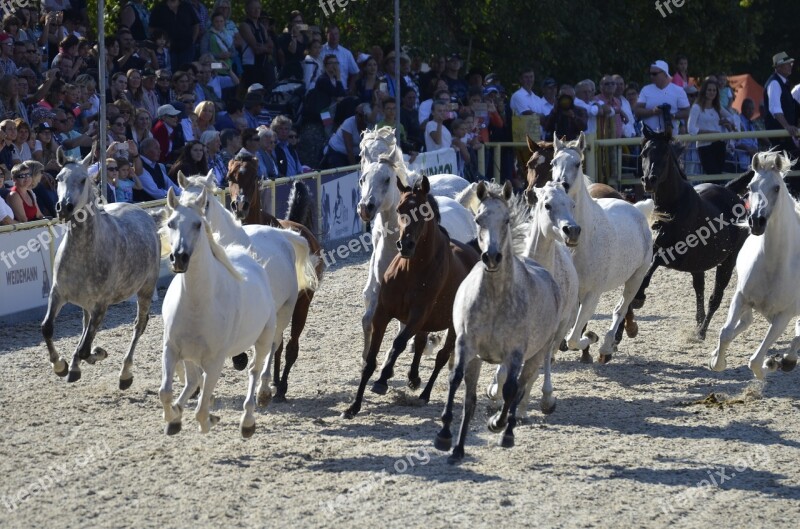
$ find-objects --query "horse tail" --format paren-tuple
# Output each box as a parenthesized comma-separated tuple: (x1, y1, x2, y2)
(725, 169, 755, 196)
(282, 228, 320, 292)
(286, 180, 314, 232)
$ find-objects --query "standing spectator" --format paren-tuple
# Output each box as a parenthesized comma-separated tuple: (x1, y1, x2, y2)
(239, 0, 275, 94)
(115, 28, 151, 72)
(763, 51, 799, 165)
(207, 9, 237, 73)
(672, 55, 689, 87)
(272, 114, 302, 176)
(302, 38, 323, 91)
(510, 68, 549, 118)
(7, 163, 44, 221)
(352, 55, 379, 104)
(187, 0, 209, 58)
(735, 98, 762, 172)
(418, 54, 444, 101)
(400, 86, 422, 151)
(687, 77, 738, 175)
(134, 137, 181, 200)
(425, 100, 451, 152)
(27, 160, 57, 218)
(150, 29, 171, 71)
(321, 102, 370, 168)
(595, 75, 626, 139)
(149, 0, 199, 69)
(716, 72, 734, 112)
(321, 24, 358, 91)
(277, 12, 308, 81)
(540, 77, 557, 117)
(118, 0, 150, 41)
(612, 74, 636, 137)
(634, 60, 690, 134)
(543, 86, 587, 142)
(574, 79, 611, 135)
(442, 53, 467, 104)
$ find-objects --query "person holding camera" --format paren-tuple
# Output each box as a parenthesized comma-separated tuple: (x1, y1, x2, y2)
(634, 59, 690, 135)
(277, 11, 309, 81)
(543, 85, 588, 142)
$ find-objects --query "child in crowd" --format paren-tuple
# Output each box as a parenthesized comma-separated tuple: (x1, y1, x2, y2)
(114, 158, 142, 203)
(152, 30, 171, 72)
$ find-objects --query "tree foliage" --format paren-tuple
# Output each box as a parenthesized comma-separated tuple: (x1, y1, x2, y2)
(83, 0, 791, 89)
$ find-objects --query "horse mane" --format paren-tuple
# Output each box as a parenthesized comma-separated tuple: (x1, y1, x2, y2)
(480, 181, 530, 256)
(752, 150, 800, 216)
(205, 221, 244, 281)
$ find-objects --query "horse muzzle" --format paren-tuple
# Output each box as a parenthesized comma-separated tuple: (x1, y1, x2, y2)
(55, 200, 74, 221)
(230, 200, 249, 220)
(169, 251, 191, 273)
(748, 214, 767, 236)
(481, 251, 502, 272)
(641, 176, 655, 193)
(359, 201, 376, 222)
(396, 239, 415, 258)
(562, 224, 581, 247)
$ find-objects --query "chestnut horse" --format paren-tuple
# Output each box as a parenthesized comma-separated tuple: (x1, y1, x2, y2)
(341, 175, 481, 419)
(525, 136, 641, 343)
(226, 154, 325, 402)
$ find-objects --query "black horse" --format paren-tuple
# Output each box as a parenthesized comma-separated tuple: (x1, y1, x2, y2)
(632, 124, 749, 339)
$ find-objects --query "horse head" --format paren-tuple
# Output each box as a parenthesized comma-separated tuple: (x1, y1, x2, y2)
(474, 180, 513, 272)
(526, 137, 556, 190)
(226, 154, 259, 221)
(358, 149, 403, 222)
(640, 125, 685, 192)
(177, 170, 215, 216)
(748, 150, 795, 236)
(164, 186, 207, 273)
(360, 125, 399, 170)
(55, 147, 95, 222)
(395, 174, 437, 258)
(551, 132, 585, 196)
(531, 181, 581, 247)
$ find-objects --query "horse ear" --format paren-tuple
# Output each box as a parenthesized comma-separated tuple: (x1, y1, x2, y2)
(419, 174, 430, 194)
(576, 132, 586, 152)
(502, 180, 513, 200)
(166, 186, 178, 209)
(395, 175, 411, 193)
(197, 186, 208, 209)
(56, 146, 66, 167)
(206, 170, 215, 187)
(476, 181, 488, 202)
(524, 187, 538, 206)
(642, 124, 655, 140)
(177, 171, 188, 189)
(752, 152, 761, 172)
(527, 135, 538, 153)
(553, 133, 565, 152)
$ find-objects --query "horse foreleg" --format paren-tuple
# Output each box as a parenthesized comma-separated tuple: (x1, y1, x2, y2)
(566, 291, 602, 358)
(698, 257, 737, 340)
(342, 309, 390, 419)
(275, 291, 313, 402)
(749, 312, 794, 380)
(68, 306, 108, 383)
(196, 358, 225, 434)
(361, 287, 378, 363)
(631, 259, 660, 309)
(244, 321, 276, 438)
(159, 345, 183, 435)
(709, 291, 751, 372)
(448, 355, 481, 464)
(272, 341, 284, 389)
(372, 321, 417, 395)
(691, 271, 707, 333)
(407, 333, 428, 390)
(599, 266, 649, 364)
(41, 289, 68, 377)
(488, 350, 522, 436)
(418, 329, 455, 403)
(119, 291, 153, 390)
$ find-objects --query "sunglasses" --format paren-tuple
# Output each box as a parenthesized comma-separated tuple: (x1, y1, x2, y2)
(649, 71, 662, 76)
(107, 166, 118, 171)
(14, 173, 31, 179)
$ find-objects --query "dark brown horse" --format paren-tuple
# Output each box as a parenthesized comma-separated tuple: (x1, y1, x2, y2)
(341, 174, 480, 419)
(525, 136, 640, 341)
(226, 154, 325, 402)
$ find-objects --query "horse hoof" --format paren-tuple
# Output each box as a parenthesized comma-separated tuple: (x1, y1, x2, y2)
(257, 390, 272, 408)
(91, 347, 108, 363)
(370, 381, 388, 395)
(341, 406, 359, 420)
(780, 356, 798, 372)
(53, 360, 69, 377)
(209, 414, 220, 426)
(487, 415, 505, 433)
(585, 331, 599, 344)
(559, 339, 568, 352)
(696, 330, 707, 341)
(434, 433, 452, 451)
(630, 296, 645, 310)
(272, 393, 287, 403)
(241, 423, 256, 439)
(119, 377, 133, 391)
(407, 376, 422, 390)
(500, 434, 515, 449)
(417, 391, 431, 404)
(447, 447, 464, 464)
(580, 350, 593, 364)
(624, 321, 639, 338)
(232, 353, 248, 371)
(165, 422, 182, 436)
(67, 370, 81, 383)
(598, 354, 613, 364)
(541, 399, 557, 415)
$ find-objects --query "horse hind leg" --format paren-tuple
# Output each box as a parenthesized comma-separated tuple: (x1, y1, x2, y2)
(489, 351, 522, 447)
(630, 260, 659, 310)
(41, 289, 68, 377)
(118, 289, 154, 390)
(68, 306, 108, 382)
(599, 269, 648, 364)
(244, 321, 277, 438)
(691, 271, 707, 338)
(765, 318, 800, 374)
(698, 257, 737, 340)
(175, 362, 202, 408)
(623, 306, 638, 338)
(418, 330, 456, 403)
(275, 292, 313, 402)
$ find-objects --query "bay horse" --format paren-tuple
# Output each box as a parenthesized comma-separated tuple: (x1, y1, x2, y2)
(634, 125, 748, 339)
(42, 148, 160, 388)
(226, 153, 325, 402)
(342, 174, 480, 419)
(160, 187, 277, 437)
(551, 133, 652, 363)
(709, 151, 800, 380)
(435, 181, 564, 463)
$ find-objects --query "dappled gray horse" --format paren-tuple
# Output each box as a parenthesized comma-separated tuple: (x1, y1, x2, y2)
(41, 149, 161, 388)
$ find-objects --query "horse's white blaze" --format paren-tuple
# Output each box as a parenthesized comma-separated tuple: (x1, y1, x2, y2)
(709, 151, 800, 380)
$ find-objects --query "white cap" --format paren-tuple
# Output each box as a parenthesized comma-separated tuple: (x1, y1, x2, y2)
(156, 104, 181, 118)
(247, 83, 266, 93)
(650, 60, 670, 77)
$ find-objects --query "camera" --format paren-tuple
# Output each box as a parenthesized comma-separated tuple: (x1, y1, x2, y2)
(558, 94, 574, 110)
(296, 23, 309, 31)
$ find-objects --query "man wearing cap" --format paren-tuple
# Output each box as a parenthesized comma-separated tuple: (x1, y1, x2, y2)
(151, 104, 184, 163)
(443, 53, 468, 104)
(764, 51, 799, 161)
(634, 59, 689, 134)
(0, 33, 17, 75)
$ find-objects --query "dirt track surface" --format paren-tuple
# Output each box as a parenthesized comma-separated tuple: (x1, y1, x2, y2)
(1, 251, 799, 529)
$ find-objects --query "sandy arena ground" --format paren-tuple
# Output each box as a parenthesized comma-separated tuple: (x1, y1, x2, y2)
(1, 249, 799, 529)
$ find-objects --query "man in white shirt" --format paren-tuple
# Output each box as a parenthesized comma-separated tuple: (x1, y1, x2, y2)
(764, 52, 799, 157)
(321, 24, 359, 91)
(634, 60, 690, 134)
(135, 138, 181, 201)
(0, 194, 17, 224)
(612, 74, 636, 137)
(574, 79, 611, 135)
(509, 68, 549, 117)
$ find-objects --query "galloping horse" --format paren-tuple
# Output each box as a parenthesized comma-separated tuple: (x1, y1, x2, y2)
(634, 125, 748, 339)
(226, 154, 325, 401)
(42, 148, 160, 388)
(435, 181, 564, 462)
(342, 175, 480, 419)
(709, 151, 800, 380)
(551, 133, 652, 363)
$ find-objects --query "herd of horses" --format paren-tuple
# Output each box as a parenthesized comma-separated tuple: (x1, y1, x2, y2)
(38, 119, 800, 462)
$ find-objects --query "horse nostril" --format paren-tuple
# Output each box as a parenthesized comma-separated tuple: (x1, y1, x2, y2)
(396, 241, 402, 250)
(481, 253, 490, 265)
(366, 203, 375, 212)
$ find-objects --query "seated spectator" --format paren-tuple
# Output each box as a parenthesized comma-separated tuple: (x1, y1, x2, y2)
(7, 162, 44, 221)
(26, 160, 57, 218)
(131, 108, 154, 146)
(113, 158, 142, 203)
(214, 99, 243, 131)
(194, 100, 217, 134)
(151, 104, 184, 163)
(254, 126, 279, 180)
(217, 127, 241, 176)
(320, 102, 371, 168)
(168, 140, 208, 180)
(12, 119, 33, 163)
(134, 137, 181, 200)
(271, 114, 302, 176)
(424, 100, 452, 152)
(201, 130, 226, 186)
(32, 122, 60, 175)
(0, 191, 17, 224)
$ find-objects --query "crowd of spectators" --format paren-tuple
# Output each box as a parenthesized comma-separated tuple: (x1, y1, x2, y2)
(0, 0, 797, 225)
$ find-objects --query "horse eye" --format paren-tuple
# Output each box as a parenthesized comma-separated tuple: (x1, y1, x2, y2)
(193, 221, 201, 230)
(545, 204, 551, 210)
(384, 177, 390, 185)
(167, 220, 175, 229)
(774, 185, 780, 193)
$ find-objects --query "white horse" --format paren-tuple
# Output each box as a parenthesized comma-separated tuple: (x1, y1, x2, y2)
(435, 181, 563, 463)
(176, 171, 317, 405)
(42, 149, 160, 388)
(551, 133, 652, 363)
(357, 148, 477, 362)
(160, 187, 277, 438)
(709, 151, 800, 380)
